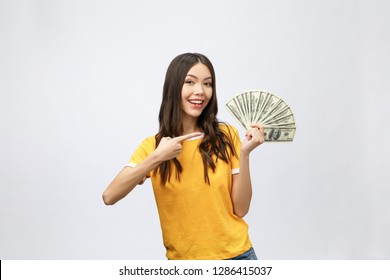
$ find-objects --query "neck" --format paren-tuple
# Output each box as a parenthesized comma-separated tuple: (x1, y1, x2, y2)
(181, 116, 201, 135)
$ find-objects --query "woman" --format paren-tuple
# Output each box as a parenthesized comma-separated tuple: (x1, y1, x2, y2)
(102, 53, 264, 260)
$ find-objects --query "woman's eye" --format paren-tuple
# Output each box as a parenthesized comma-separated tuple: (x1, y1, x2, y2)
(185, 80, 194, 84)
(204, 82, 213, 87)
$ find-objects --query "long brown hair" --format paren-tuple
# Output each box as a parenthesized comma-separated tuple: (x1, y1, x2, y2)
(155, 53, 237, 184)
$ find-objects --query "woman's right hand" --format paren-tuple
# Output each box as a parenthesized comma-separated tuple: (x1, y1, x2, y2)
(153, 132, 201, 161)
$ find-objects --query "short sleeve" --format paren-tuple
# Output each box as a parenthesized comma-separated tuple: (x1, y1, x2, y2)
(125, 136, 156, 177)
(219, 124, 241, 175)
(229, 126, 241, 174)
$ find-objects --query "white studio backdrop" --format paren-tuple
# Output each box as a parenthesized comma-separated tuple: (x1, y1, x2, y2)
(0, 0, 389, 259)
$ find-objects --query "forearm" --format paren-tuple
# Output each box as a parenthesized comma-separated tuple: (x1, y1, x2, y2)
(102, 152, 162, 205)
(231, 124, 264, 217)
(103, 132, 201, 205)
(231, 151, 252, 217)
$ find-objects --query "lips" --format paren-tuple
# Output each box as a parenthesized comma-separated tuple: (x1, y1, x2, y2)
(188, 99, 205, 109)
(188, 99, 204, 105)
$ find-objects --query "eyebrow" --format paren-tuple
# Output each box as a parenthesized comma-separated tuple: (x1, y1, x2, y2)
(186, 74, 212, 80)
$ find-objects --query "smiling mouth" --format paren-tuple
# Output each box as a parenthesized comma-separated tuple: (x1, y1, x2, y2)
(188, 99, 204, 105)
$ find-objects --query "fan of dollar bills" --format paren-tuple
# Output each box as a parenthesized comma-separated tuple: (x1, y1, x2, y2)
(225, 90, 296, 142)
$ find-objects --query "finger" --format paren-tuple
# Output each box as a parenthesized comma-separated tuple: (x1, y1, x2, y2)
(246, 129, 255, 140)
(249, 124, 264, 137)
(248, 128, 263, 141)
(249, 123, 264, 130)
(247, 126, 259, 135)
(174, 132, 202, 142)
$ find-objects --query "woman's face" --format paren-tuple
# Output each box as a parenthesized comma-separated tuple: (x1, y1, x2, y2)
(181, 62, 213, 121)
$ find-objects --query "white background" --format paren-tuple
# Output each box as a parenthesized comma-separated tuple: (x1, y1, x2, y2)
(1, 0, 389, 259)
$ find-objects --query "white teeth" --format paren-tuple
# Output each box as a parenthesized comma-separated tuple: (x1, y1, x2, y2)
(189, 100, 203, 104)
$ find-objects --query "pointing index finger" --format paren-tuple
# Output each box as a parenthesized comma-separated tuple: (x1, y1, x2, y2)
(174, 132, 202, 142)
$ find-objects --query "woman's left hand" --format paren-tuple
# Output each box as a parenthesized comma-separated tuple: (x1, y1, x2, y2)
(241, 124, 264, 155)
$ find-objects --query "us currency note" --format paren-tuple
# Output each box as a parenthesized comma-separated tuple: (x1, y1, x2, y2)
(261, 106, 295, 125)
(260, 99, 288, 122)
(254, 91, 271, 122)
(256, 94, 281, 123)
(225, 90, 296, 142)
(263, 127, 296, 142)
(251, 91, 265, 123)
(225, 102, 249, 130)
(234, 94, 249, 125)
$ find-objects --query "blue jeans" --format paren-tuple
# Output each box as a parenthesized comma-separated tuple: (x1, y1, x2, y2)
(228, 247, 258, 260)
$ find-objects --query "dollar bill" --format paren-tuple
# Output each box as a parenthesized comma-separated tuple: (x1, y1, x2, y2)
(251, 91, 265, 123)
(225, 102, 249, 130)
(256, 93, 281, 123)
(225, 90, 297, 142)
(263, 127, 296, 142)
(264, 123, 296, 129)
(259, 99, 288, 122)
(262, 111, 295, 126)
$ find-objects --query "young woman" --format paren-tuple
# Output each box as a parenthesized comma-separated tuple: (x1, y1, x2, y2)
(102, 53, 264, 260)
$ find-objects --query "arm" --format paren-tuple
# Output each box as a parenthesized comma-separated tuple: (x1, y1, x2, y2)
(102, 132, 201, 205)
(102, 152, 162, 205)
(231, 124, 264, 217)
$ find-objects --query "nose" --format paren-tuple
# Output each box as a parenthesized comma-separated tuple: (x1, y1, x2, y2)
(193, 83, 204, 95)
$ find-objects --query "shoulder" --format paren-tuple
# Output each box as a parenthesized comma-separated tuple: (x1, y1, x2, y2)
(137, 135, 156, 150)
(144, 135, 156, 143)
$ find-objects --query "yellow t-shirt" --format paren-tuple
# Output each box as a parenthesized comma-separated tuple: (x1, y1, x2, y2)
(128, 124, 252, 260)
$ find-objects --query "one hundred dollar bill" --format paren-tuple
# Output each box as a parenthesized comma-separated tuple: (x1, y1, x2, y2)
(225, 90, 296, 142)
(263, 127, 296, 142)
